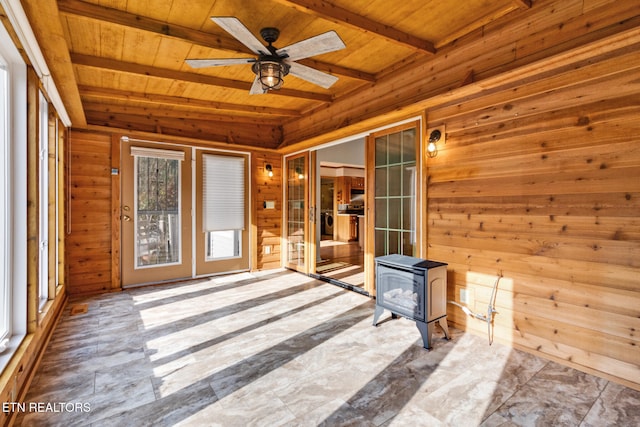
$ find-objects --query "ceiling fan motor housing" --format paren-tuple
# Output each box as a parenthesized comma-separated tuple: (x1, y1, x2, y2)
(260, 27, 280, 44)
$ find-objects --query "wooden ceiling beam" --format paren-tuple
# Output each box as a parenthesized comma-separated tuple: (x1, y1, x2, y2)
(512, 0, 532, 9)
(77, 86, 301, 117)
(57, 0, 247, 53)
(274, 0, 436, 54)
(70, 53, 332, 102)
(57, 0, 371, 82)
(82, 102, 284, 125)
(85, 110, 282, 148)
(296, 58, 376, 82)
(18, 0, 86, 126)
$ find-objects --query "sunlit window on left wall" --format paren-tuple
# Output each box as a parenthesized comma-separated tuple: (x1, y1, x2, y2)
(0, 19, 28, 370)
(0, 44, 9, 348)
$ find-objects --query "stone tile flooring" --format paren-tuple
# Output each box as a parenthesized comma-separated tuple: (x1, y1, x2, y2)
(15, 269, 640, 426)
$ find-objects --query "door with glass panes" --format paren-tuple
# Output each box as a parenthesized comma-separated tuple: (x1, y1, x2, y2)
(285, 153, 310, 273)
(194, 150, 249, 276)
(365, 122, 420, 294)
(121, 142, 249, 286)
(121, 142, 192, 286)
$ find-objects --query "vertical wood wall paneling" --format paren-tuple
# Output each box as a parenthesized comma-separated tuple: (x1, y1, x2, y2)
(365, 134, 376, 295)
(253, 152, 282, 270)
(420, 112, 429, 259)
(425, 48, 640, 389)
(66, 131, 113, 295)
(26, 68, 38, 332)
(110, 134, 121, 291)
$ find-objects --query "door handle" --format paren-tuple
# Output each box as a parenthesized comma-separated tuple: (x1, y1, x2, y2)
(123, 215, 131, 222)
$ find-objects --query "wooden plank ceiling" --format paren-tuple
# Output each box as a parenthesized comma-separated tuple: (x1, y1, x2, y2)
(25, 0, 531, 149)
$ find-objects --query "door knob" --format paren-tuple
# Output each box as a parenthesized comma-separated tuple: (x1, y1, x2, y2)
(123, 215, 131, 222)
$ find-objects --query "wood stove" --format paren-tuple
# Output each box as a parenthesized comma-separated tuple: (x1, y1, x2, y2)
(373, 254, 450, 349)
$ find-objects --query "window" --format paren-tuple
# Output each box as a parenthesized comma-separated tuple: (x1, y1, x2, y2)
(132, 148, 183, 268)
(206, 230, 241, 260)
(38, 90, 49, 308)
(202, 154, 245, 261)
(286, 156, 306, 266)
(0, 51, 8, 342)
(0, 19, 27, 366)
(374, 127, 417, 257)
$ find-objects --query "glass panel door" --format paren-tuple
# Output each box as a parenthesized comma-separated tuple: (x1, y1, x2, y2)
(285, 154, 309, 272)
(374, 127, 417, 257)
(194, 150, 250, 276)
(135, 155, 181, 267)
(121, 142, 192, 286)
(365, 122, 419, 294)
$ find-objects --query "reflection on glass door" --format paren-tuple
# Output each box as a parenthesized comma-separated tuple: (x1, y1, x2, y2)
(286, 154, 308, 272)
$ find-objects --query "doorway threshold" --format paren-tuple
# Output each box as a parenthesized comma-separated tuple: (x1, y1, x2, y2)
(309, 273, 370, 297)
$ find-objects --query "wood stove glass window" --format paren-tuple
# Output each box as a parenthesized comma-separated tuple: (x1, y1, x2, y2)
(374, 127, 417, 257)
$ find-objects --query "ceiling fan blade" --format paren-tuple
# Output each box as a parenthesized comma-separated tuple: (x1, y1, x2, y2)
(287, 61, 339, 89)
(186, 58, 255, 68)
(249, 76, 267, 95)
(276, 31, 345, 61)
(211, 17, 268, 55)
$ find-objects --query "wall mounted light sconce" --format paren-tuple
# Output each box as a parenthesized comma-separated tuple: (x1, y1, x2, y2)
(295, 167, 304, 179)
(265, 164, 273, 177)
(426, 125, 445, 158)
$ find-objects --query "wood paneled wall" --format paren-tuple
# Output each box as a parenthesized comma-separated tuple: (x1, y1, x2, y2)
(66, 131, 283, 295)
(426, 47, 640, 388)
(253, 152, 282, 270)
(66, 130, 114, 296)
(281, 0, 640, 149)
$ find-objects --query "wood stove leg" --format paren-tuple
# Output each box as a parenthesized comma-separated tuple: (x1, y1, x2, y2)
(416, 321, 432, 350)
(372, 305, 385, 326)
(438, 317, 451, 340)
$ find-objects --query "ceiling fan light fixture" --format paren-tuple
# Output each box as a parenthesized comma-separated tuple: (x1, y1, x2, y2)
(253, 60, 289, 91)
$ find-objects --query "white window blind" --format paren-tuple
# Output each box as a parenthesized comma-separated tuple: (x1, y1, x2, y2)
(130, 146, 185, 161)
(203, 154, 245, 231)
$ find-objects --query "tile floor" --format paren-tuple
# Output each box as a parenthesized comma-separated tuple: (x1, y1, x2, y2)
(14, 269, 640, 426)
(317, 240, 365, 290)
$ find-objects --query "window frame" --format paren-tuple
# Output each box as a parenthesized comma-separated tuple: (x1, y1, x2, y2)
(0, 44, 9, 343)
(201, 153, 245, 262)
(131, 147, 185, 270)
(37, 89, 49, 309)
(0, 20, 28, 369)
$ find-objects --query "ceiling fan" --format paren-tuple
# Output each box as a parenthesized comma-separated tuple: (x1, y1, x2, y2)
(186, 17, 346, 94)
